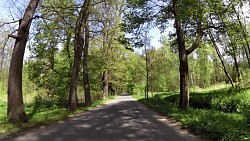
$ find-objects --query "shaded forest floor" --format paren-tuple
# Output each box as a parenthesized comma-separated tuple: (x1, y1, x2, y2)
(0, 96, 116, 137)
(133, 86, 250, 141)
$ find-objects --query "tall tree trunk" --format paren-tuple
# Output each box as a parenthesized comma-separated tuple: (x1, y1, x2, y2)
(65, 32, 72, 69)
(240, 37, 250, 67)
(214, 57, 219, 83)
(102, 22, 109, 99)
(208, 30, 235, 88)
(173, 0, 202, 110)
(226, 23, 242, 83)
(145, 45, 149, 99)
(233, 7, 250, 68)
(173, 0, 189, 110)
(232, 50, 241, 82)
(179, 48, 189, 110)
(68, 0, 90, 111)
(8, 0, 39, 123)
(83, 21, 91, 106)
(0, 40, 6, 71)
(103, 70, 108, 99)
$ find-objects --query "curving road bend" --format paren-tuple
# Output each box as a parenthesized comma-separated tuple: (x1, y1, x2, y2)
(4, 95, 209, 141)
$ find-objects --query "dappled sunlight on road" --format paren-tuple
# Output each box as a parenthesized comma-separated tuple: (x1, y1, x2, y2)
(6, 95, 204, 141)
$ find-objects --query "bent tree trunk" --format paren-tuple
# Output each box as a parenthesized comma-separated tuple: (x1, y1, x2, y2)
(233, 7, 250, 68)
(68, 0, 90, 111)
(208, 30, 235, 88)
(83, 21, 92, 106)
(8, 0, 39, 123)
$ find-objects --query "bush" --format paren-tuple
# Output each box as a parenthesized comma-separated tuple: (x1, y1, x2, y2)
(33, 95, 55, 108)
(211, 92, 250, 113)
(189, 94, 213, 109)
(163, 94, 179, 104)
(185, 89, 250, 114)
(137, 94, 250, 141)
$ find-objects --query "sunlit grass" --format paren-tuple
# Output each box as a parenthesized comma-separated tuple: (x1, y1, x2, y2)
(190, 82, 230, 93)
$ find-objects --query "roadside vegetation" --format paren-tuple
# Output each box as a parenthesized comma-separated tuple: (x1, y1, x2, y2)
(1, 0, 250, 140)
(0, 92, 115, 137)
(133, 84, 250, 141)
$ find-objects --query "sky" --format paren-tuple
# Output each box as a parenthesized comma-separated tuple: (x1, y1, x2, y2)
(0, 0, 28, 20)
(0, 0, 9, 19)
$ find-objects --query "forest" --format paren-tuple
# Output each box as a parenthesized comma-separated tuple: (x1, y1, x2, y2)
(0, 0, 250, 140)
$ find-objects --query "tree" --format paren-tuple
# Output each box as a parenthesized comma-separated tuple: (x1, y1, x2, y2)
(0, 29, 14, 93)
(208, 29, 235, 87)
(7, 0, 39, 123)
(124, 0, 205, 109)
(28, 0, 76, 105)
(89, 0, 126, 99)
(68, 0, 91, 111)
(83, 20, 92, 106)
(172, 0, 204, 110)
(124, 0, 244, 109)
(144, 37, 150, 99)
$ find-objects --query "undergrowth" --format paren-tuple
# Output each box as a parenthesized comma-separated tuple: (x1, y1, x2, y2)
(134, 87, 250, 141)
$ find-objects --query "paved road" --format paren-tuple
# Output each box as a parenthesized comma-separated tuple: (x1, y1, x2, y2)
(4, 95, 208, 141)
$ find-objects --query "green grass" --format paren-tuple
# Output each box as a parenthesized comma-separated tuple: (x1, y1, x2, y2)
(0, 96, 116, 137)
(133, 87, 250, 141)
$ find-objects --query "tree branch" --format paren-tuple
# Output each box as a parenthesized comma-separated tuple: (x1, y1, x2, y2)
(187, 21, 203, 55)
(0, 19, 20, 27)
(8, 34, 20, 39)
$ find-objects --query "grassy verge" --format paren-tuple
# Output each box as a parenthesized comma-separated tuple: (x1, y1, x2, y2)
(133, 88, 250, 141)
(0, 96, 116, 137)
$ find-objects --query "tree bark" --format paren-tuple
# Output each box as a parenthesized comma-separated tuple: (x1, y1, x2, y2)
(232, 48, 241, 82)
(214, 57, 219, 83)
(0, 40, 6, 71)
(208, 30, 235, 88)
(240, 37, 250, 67)
(8, 0, 39, 123)
(173, 0, 189, 110)
(68, 0, 90, 111)
(83, 21, 92, 106)
(145, 45, 149, 99)
(65, 32, 72, 69)
(103, 70, 108, 99)
(102, 21, 109, 99)
(178, 46, 189, 110)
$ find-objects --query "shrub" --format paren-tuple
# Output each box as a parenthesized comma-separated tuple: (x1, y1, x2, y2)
(189, 94, 213, 109)
(33, 95, 55, 108)
(211, 92, 250, 113)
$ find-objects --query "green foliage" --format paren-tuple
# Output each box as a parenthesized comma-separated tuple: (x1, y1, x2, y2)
(142, 36, 179, 92)
(27, 54, 71, 104)
(211, 90, 250, 113)
(123, 51, 146, 94)
(133, 86, 250, 141)
(188, 88, 250, 113)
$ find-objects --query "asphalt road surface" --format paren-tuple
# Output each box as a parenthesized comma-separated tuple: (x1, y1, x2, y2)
(3, 95, 209, 141)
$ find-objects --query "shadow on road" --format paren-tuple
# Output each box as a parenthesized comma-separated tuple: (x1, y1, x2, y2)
(8, 95, 201, 141)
